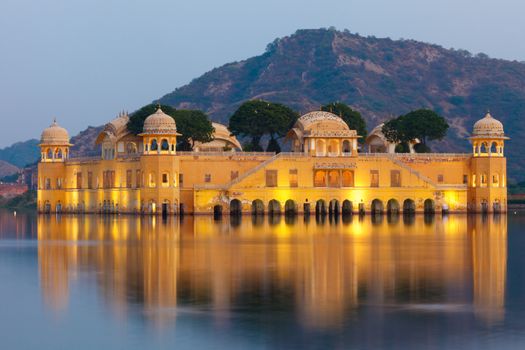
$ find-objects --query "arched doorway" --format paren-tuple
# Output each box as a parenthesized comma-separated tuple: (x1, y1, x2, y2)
(387, 199, 400, 214)
(268, 200, 281, 215)
(342, 200, 353, 215)
(403, 199, 416, 214)
(371, 199, 383, 215)
(329, 199, 340, 215)
(213, 205, 223, 217)
(315, 199, 327, 215)
(284, 200, 297, 215)
(230, 199, 242, 215)
(423, 199, 435, 214)
(481, 200, 489, 213)
(44, 200, 51, 213)
(252, 199, 264, 215)
(493, 199, 501, 213)
(162, 200, 170, 216)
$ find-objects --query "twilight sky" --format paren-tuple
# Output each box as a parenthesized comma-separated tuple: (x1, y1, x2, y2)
(0, 0, 524, 147)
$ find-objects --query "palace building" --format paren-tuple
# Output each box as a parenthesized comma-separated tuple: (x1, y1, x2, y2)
(37, 108, 508, 215)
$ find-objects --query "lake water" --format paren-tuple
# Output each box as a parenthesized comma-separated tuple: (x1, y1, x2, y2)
(0, 210, 524, 349)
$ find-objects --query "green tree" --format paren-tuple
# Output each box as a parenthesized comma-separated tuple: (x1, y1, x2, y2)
(127, 104, 214, 151)
(382, 109, 449, 152)
(173, 110, 215, 150)
(321, 102, 367, 143)
(229, 100, 299, 152)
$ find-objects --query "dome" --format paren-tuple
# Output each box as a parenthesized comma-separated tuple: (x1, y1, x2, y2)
(40, 119, 70, 145)
(141, 107, 178, 135)
(472, 112, 505, 137)
(293, 111, 350, 131)
(192, 122, 242, 151)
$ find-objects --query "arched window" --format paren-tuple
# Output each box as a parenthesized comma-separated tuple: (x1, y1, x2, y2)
(328, 170, 340, 187)
(315, 140, 326, 156)
(490, 142, 497, 155)
(126, 142, 137, 154)
(492, 173, 500, 187)
(342, 170, 354, 187)
(314, 170, 326, 187)
(328, 140, 339, 156)
(480, 142, 488, 154)
(46, 148, 53, 159)
(149, 172, 156, 187)
(342, 140, 351, 154)
(161, 139, 169, 151)
(151, 139, 158, 151)
(55, 148, 63, 159)
(480, 173, 488, 187)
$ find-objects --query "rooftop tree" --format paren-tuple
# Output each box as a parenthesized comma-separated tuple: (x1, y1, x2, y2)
(382, 109, 449, 152)
(229, 100, 299, 152)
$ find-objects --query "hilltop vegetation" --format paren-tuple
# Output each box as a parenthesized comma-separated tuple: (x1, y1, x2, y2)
(159, 28, 525, 180)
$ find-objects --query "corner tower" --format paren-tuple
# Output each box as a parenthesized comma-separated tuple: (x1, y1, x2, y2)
(39, 119, 71, 162)
(38, 119, 72, 213)
(468, 112, 509, 213)
(138, 107, 181, 215)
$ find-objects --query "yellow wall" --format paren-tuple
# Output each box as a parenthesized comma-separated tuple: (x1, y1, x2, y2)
(37, 149, 506, 214)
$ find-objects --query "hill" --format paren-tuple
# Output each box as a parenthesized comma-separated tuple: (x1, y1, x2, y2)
(69, 125, 104, 158)
(0, 160, 19, 179)
(0, 139, 40, 168)
(159, 28, 525, 181)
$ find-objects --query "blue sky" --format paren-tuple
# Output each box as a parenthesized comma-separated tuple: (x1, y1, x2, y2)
(0, 0, 524, 147)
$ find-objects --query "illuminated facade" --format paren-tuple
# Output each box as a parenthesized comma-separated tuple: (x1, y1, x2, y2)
(37, 109, 508, 214)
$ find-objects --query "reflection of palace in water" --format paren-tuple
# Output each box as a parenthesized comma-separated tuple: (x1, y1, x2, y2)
(36, 214, 507, 329)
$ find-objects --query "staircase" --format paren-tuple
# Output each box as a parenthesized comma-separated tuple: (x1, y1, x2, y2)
(387, 155, 437, 187)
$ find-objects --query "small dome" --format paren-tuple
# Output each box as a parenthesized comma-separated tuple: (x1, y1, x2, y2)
(40, 119, 70, 145)
(294, 111, 350, 131)
(142, 107, 177, 135)
(472, 112, 505, 137)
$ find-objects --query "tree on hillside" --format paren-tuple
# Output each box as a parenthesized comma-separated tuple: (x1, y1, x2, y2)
(382, 109, 449, 152)
(127, 104, 214, 151)
(321, 102, 367, 142)
(229, 100, 299, 152)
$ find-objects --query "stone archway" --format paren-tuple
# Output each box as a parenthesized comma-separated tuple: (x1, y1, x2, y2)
(284, 200, 297, 215)
(268, 200, 281, 215)
(252, 199, 264, 215)
(230, 199, 242, 215)
(387, 199, 400, 214)
(403, 199, 416, 214)
(424, 199, 435, 214)
(371, 199, 384, 215)
(329, 199, 340, 215)
(315, 199, 327, 215)
(342, 200, 353, 215)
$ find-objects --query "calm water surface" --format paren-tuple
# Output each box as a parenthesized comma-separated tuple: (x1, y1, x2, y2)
(0, 210, 524, 349)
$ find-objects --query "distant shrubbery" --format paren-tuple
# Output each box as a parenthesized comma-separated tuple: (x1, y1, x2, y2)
(0, 190, 36, 210)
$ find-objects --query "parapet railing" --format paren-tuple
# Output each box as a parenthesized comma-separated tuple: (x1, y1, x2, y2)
(66, 156, 101, 163)
(177, 151, 275, 157)
(360, 153, 470, 158)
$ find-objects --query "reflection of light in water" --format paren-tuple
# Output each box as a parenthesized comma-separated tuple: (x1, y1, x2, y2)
(34, 214, 507, 330)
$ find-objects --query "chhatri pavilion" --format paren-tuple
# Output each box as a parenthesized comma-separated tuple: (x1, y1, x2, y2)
(37, 109, 508, 215)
